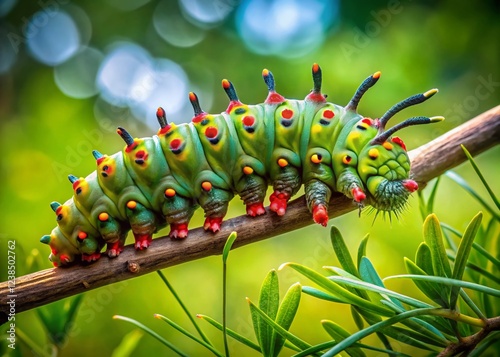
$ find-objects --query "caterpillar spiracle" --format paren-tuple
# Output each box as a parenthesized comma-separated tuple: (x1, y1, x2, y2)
(40, 64, 443, 267)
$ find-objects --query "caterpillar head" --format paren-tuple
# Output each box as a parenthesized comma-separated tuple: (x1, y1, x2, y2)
(40, 227, 79, 267)
(339, 75, 442, 214)
(358, 115, 443, 213)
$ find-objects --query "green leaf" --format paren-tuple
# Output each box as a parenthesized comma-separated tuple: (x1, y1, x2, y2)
(299, 307, 441, 357)
(111, 329, 143, 357)
(301, 286, 345, 303)
(113, 315, 188, 357)
(415, 243, 434, 275)
(271, 282, 301, 357)
(384, 275, 500, 299)
(330, 226, 358, 277)
(326, 275, 431, 309)
(222, 232, 237, 357)
(426, 176, 441, 216)
(359, 257, 405, 310)
(321, 320, 366, 357)
(257, 269, 280, 357)
(157, 271, 212, 346)
(461, 145, 500, 210)
(222, 231, 237, 264)
(350, 306, 365, 330)
(154, 314, 223, 357)
(197, 314, 262, 353)
(450, 212, 483, 309)
(280, 263, 394, 316)
(247, 299, 312, 352)
(36, 294, 85, 347)
(356, 234, 369, 270)
(380, 300, 449, 345)
(14, 328, 51, 357)
(404, 258, 450, 307)
(423, 214, 452, 278)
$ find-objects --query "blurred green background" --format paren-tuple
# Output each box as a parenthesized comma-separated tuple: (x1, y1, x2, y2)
(0, 0, 499, 356)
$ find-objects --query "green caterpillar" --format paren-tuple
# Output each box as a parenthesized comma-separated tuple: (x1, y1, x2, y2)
(40, 64, 442, 266)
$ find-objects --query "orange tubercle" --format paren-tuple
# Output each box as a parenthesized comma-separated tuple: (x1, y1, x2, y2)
(127, 200, 137, 209)
(98, 212, 109, 221)
(277, 158, 288, 167)
(201, 181, 212, 191)
(373, 71, 381, 79)
(243, 166, 253, 175)
(165, 188, 176, 197)
(222, 79, 230, 89)
(312, 63, 319, 73)
(262, 68, 269, 76)
(78, 231, 87, 239)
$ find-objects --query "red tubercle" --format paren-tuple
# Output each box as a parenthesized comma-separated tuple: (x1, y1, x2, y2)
(265, 92, 285, 105)
(306, 92, 326, 103)
(96, 156, 106, 165)
(351, 187, 366, 203)
(392, 136, 407, 151)
(323, 109, 335, 119)
(361, 118, 373, 126)
(222, 79, 230, 89)
(55, 206, 63, 215)
(312, 204, 328, 227)
(158, 125, 173, 135)
(403, 180, 418, 192)
(124, 141, 138, 153)
(281, 108, 294, 119)
(226, 101, 242, 114)
(205, 126, 218, 139)
(135, 150, 148, 161)
(312, 63, 320, 73)
(72, 179, 81, 191)
(192, 113, 206, 123)
(170, 138, 182, 150)
(242, 115, 255, 127)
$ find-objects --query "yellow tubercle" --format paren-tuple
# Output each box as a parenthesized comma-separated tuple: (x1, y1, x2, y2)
(369, 148, 379, 159)
(311, 154, 322, 164)
(382, 142, 393, 150)
(311, 124, 322, 135)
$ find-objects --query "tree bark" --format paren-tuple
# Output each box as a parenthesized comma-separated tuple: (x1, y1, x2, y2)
(1, 105, 499, 325)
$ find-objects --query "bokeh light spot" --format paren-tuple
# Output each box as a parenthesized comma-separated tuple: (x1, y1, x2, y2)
(179, 0, 234, 28)
(26, 10, 81, 66)
(54, 46, 104, 99)
(96, 42, 152, 107)
(236, 0, 339, 57)
(154, 0, 205, 48)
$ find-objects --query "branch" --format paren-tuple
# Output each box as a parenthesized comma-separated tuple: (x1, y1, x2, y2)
(1, 106, 499, 324)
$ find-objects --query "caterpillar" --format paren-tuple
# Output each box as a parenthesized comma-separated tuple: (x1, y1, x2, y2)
(40, 64, 442, 267)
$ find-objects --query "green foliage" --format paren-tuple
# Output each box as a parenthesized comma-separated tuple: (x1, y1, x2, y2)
(108, 146, 499, 356)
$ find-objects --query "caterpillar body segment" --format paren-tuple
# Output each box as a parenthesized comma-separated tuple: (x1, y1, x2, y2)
(41, 64, 442, 266)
